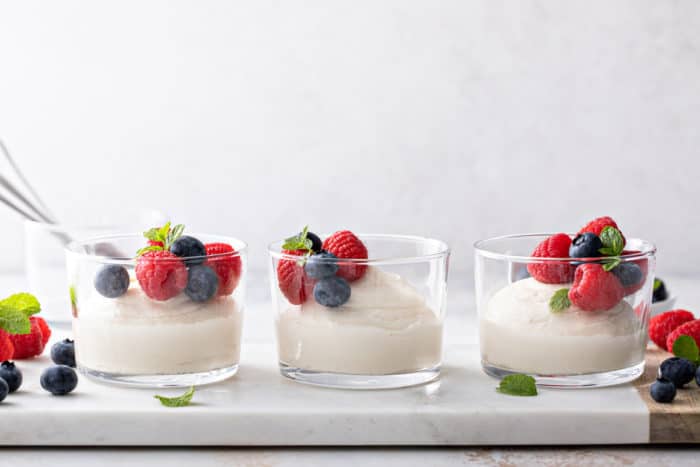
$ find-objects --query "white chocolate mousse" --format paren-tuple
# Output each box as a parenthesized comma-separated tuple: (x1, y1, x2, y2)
(74, 286, 243, 375)
(480, 278, 646, 375)
(276, 267, 442, 374)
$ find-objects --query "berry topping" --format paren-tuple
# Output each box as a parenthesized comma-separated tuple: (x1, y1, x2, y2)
(569, 233, 603, 259)
(611, 262, 643, 288)
(658, 357, 696, 388)
(567, 263, 624, 312)
(666, 319, 700, 355)
(527, 233, 575, 284)
(94, 264, 130, 298)
(204, 243, 242, 296)
(649, 310, 695, 351)
(0, 378, 7, 403)
(578, 216, 626, 247)
(653, 278, 669, 303)
(650, 378, 676, 403)
(313, 276, 351, 308)
(9, 317, 46, 359)
(304, 251, 339, 280)
(33, 316, 51, 347)
(40, 365, 78, 396)
(170, 235, 207, 265)
(277, 249, 311, 305)
(185, 265, 219, 303)
(322, 230, 368, 282)
(0, 361, 22, 393)
(0, 331, 14, 362)
(135, 250, 188, 301)
(51, 339, 76, 368)
(306, 231, 323, 253)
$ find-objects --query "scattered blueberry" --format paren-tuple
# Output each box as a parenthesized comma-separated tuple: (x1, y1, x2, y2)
(0, 361, 22, 393)
(185, 265, 219, 302)
(313, 276, 351, 308)
(0, 378, 8, 403)
(170, 236, 207, 265)
(306, 231, 323, 253)
(653, 278, 669, 303)
(650, 378, 676, 403)
(40, 365, 78, 396)
(612, 262, 643, 287)
(696, 365, 700, 387)
(94, 264, 130, 298)
(569, 233, 603, 258)
(659, 357, 696, 388)
(51, 339, 76, 368)
(304, 252, 339, 279)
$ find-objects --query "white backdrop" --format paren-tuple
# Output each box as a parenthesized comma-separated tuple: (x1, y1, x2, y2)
(0, 0, 699, 275)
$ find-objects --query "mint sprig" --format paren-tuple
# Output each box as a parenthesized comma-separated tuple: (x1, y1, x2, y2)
(282, 225, 313, 252)
(154, 386, 195, 407)
(654, 279, 663, 291)
(549, 288, 571, 313)
(0, 292, 41, 335)
(598, 226, 624, 257)
(602, 258, 622, 272)
(497, 374, 538, 396)
(672, 335, 700, 365)
(137, 222, 185, 256)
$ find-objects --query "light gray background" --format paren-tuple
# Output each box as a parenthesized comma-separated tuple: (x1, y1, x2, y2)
(0, 0, 699, 275)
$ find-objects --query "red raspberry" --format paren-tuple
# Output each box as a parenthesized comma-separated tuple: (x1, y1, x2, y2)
(322, 230, 368, 282)
(649, 309, 695, 350)
(578, 216, 626, 246)
(135, 250, 188, 301)
(527, 233, 575, 284)
(205, 243, 242, 296)
(0, 330, 14, 361)
(9, 318, 45, 359)
(148, 240, 164, 248)
(277, 249, 312, 305)
(33, 316, 51, 347)
(667, 319, 700, 353)
(568, 263, 625, 311)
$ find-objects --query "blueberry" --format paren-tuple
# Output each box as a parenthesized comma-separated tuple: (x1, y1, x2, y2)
(51, 339, 76, 368)
(313, 276, 351, 308)
(0, 361, 22, 392)
(40, 365, 78, 396)
(569, 233, 603, 258)
(304, 252, 339, 279)
(94, 264, 130, 298)
(612, 262, 643, 287)
(653, 278, 669, 303)
(170, 236, 206, 265)
(659, 357, 696, 388)
(185, 265, 219, 302)
(650, 378, 676, 403)
(696, 365, 700, 387)
(0, 378, 7, 403)
(306, 231, 323, 253)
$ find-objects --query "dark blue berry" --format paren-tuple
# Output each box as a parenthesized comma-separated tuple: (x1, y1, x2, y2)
(170, 236, 206, 265)
(40, 365, 78, 396)
(94, 264, 130, 298)
(650, 378, 676, 403)
(659, 357, 696, 388)
(306, 231, 323, 253)
(304, 252, 339, 279)
(569, 233, 603, 258)
(51, 339, 76, 368)
(313, 276, 351, 308)
(185, 265, 219, 302)
(0, 378, 8, 403)
(0, 361, 22, 393)
(612, 262, 643, 287)
(653, 278, 669, 303)
(696, 365, 700, 387)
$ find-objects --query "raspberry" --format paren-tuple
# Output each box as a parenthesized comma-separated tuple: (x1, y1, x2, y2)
(205, 243, 242, 296)
(568, 263, 624, 311)
(666, 318, 700, 353)
(578, 216, 626, 246)
(649, 310, 695, 350)
(9, 318, 45, 359)
(527, 233, 575, 284)
(33, 316, 51, 347)
(276, 249, 313, 305)
(148, 240, 164, 247)
(0, 330, 14, 361)
(322, 230, 368, 282)
(135, 250, 188, 301)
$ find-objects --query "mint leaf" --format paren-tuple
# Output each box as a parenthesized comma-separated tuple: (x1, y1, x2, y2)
(497, 374, 537, 396)
(598, 226, 624, 256)
(136, 245, 162, 257)
(164, 224, 185, 250)
(672, 335, 700, 364)
(654, 279, 662, 291)
(0, 308, 30, 334)
(0, 292, 41, 316)
(602, 258, 622, 272)
(282, 226, 313, 251)
(69, 285, 77, 307)
(549, 288, 571, 313)
(154, 386, 195, 407)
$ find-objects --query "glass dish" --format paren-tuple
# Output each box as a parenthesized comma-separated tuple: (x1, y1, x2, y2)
(474, 233, 655, 388)
(66, 233, 246, 387)
(268, 233, 450, 389)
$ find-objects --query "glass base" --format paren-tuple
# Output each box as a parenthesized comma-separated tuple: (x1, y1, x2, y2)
(279, 363, 440, 389)
(482, 361, 645, 388)
(79, 364, 238, 388)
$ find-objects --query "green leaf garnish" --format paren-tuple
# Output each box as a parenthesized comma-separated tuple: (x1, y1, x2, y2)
(138, 222, 185, 256)
(654, 279, 662, 291)
(549, 288, 571, 313)
(598, 226, 624, 256)
(0, 293, 41, 316)
(154, 386, 195, 407)
(0, 292, 41, 335)
(497, 374, 538, 396)
(0, 309, 31, 334)
(282, 225, 313, 252)
(602, 258, 622, 272)
(672, 335, 700, 364)
(69, 285, 77, 307)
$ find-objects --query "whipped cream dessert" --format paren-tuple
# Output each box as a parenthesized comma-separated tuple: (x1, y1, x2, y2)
(276, 267, 442, 375)
(480, 278, 645, 375)
(74, 286, 243, 375)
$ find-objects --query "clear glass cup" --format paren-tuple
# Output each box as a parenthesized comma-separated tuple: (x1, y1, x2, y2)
(474, 233, 656, 388)
(268, 234, 450, 389)
(66, 233, 246, 387)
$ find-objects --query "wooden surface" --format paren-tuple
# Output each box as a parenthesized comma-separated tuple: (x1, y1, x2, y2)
(635, 346, 700, 443)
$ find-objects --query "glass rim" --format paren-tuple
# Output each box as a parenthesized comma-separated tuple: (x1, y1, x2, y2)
(267, 233, 450, 265)
(473, 232, 656, 262)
